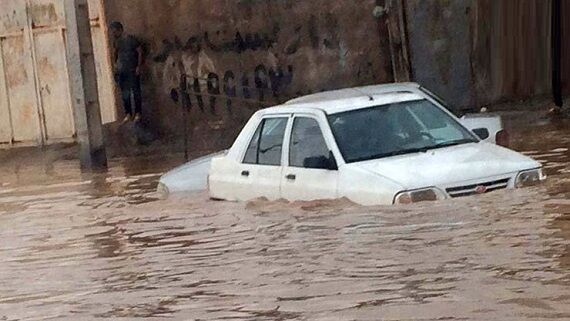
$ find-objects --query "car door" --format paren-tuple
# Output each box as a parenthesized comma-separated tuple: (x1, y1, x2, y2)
(233, 116, 289, 201)
(281, 115, 339, 201)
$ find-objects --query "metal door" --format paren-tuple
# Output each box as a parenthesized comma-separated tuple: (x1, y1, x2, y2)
(29, 0, 75, 142)
(0, 0, 116, 146)
(0, 0, 42, 144)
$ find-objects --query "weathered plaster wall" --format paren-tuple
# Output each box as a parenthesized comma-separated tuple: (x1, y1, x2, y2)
(473, 0, 552, 106)
(103, 0, 394, 149)
(406, 0, 555, 111)
(406, 0, 475, 110)
(104, 0, 566, 151)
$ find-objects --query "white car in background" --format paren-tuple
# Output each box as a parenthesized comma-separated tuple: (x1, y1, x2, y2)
(159, 83, 545, 205)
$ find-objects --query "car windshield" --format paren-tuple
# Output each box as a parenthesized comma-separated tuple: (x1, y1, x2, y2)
(327, 99, 478, 163)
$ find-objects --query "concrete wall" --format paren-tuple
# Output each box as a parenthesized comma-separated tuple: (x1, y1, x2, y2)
(406, 0, 475, 110)
(473, 0, 552, 106)
(406, 0, 555, 111)
(103, 0, 566, 152)
(103, 0, 394, 150)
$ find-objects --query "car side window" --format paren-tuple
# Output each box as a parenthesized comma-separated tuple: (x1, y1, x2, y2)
(243, 117, 288, 166)
(289, 117, 331, 169)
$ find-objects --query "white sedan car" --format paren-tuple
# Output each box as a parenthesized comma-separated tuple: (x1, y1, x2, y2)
(159, 83, 545, 205)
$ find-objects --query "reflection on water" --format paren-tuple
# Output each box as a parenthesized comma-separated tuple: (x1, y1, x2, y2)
(0, 115, 569, 320)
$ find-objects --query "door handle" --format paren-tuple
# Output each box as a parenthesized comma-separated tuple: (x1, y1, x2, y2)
(285, 174, 296, 180)
(241, 170, 250, 177)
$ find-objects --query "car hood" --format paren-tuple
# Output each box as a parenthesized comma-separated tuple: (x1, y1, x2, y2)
(352, 143, 540, 189)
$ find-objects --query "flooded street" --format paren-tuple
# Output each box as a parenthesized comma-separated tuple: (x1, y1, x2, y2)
(0, 113, 569, 320)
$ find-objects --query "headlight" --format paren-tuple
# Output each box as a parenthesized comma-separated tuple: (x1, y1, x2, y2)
(515, 169, 546, 188)
(394, 188, 446, 205)
(157, 182, 170, 198)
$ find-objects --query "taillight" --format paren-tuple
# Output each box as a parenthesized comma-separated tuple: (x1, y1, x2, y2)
(496, 130, 510, 147)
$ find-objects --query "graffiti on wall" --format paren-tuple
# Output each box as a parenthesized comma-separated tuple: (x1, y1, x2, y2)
(152, 14, 346, 114)
(171, 65, 294, 115)
(153, 13, 341, 60)
(153, 25, 281, 61)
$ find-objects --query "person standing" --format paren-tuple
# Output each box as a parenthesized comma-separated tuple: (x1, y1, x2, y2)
(110, 21, 144, 123)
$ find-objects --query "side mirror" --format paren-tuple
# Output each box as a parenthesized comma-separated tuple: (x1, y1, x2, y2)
(327, 151, 338, 171)
(472, 128, 490, 140)
(303, 151, 338, 171)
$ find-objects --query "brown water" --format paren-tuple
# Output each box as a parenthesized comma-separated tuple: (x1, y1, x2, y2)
(0, 113, 569, 320)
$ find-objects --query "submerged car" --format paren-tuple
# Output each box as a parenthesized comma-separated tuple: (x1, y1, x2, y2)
(159, 83, 545, 205)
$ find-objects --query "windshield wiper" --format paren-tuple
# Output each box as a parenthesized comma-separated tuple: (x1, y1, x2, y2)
(425, 138, 478, 151)
(349, 139, 477, 163)
(351, 147, 429, 163)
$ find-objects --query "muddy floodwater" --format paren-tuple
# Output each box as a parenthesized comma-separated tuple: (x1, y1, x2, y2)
(0, 112, 569, 320)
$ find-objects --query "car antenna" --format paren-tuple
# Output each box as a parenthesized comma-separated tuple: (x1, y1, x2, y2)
(352, 88, 375, 101)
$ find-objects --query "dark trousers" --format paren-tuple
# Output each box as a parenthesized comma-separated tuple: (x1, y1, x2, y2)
(117, 72, 142, 115)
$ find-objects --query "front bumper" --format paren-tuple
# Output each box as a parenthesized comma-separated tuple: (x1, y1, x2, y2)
(394, 169, 545, 204)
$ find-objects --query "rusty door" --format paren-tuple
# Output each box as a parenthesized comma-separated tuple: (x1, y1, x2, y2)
(0, 0, 43, 145)
(0, 0, 116, 146)
(29, 0, 75, 142)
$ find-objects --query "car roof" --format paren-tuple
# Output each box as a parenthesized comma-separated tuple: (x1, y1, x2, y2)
(259, 82, 426, 116)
